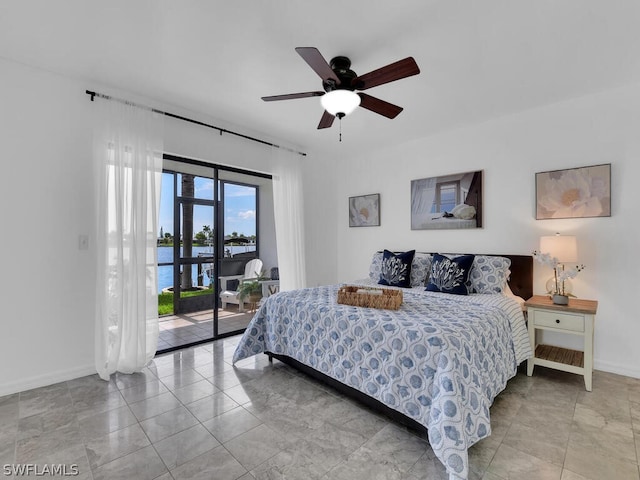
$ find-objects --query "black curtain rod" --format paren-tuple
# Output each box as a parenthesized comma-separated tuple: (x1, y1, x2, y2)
(85, 90, 306, 157)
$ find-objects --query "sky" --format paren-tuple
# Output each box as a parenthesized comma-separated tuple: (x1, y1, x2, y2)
(159, 173, 257, 239)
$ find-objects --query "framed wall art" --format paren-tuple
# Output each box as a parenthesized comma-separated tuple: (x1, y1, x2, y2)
(349, 193, 380, 227)
(535, 164, 611, 220)
(410, 170, 483, 230)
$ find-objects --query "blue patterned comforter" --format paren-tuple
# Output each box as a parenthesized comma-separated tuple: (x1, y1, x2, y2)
(232, 284, 532, 480)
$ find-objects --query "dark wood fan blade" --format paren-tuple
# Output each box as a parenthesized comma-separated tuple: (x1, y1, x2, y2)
(295, 47, 341, 85)
(317, 110, 335, 129)
(358, 93, 403, 119)
(352, 57, 420, 90)
(262, 91, 325, 102)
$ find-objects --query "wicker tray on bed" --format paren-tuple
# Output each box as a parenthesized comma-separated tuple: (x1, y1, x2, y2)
(337, 285, 403, 310)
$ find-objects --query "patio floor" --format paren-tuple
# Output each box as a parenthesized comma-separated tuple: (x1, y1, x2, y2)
(157, 305, 255, 351)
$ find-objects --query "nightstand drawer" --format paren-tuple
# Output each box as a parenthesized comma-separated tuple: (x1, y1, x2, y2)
(532, 310, 584, 332)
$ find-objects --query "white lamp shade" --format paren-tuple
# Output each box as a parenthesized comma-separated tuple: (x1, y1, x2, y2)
(320, 90, 361, 116)
(540, 234, 578, 263)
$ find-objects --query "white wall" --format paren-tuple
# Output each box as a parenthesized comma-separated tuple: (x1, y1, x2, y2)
(0, 60, 95, 395)
(300, 154, 339, 287)
(0, 58, 289, 396)
(309, 82, 640, 378)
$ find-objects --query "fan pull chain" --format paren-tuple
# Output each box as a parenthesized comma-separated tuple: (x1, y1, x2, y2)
(335, 112, 346, 142)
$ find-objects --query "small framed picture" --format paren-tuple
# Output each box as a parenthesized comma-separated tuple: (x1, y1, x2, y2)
(349, 193, 380, 227)
(536, 164, 611, 219)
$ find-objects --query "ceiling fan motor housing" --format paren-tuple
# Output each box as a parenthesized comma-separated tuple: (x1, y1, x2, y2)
(323, 56, 358, 92)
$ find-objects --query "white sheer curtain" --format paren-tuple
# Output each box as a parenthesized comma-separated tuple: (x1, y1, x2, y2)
(271, 146, 307, 291)
(92, 99, 164, 380)
(411, 177, 437, 229)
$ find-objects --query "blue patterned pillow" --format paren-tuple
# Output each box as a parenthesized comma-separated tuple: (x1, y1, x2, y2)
(378, 250, 415, 288)
(368, 251, 384, 282)
(469, 255, 511, 294)
(426, 254, 475, 295)
(411, 253, 432, 287)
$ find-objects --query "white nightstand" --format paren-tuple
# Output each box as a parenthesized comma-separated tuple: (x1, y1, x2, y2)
(525, 295, 598, 391)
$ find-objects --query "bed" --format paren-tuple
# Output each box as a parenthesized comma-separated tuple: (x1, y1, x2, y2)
(232, 252, 533, 480)
(412, 212, 477, 229)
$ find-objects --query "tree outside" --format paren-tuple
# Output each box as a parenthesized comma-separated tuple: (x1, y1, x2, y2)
(181, 174, 194, 290)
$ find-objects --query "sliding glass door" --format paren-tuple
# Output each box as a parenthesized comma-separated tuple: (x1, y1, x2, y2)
(156, 156, 272, 353)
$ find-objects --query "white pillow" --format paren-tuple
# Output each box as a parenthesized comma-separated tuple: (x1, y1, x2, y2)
(451, 203, 476, 220)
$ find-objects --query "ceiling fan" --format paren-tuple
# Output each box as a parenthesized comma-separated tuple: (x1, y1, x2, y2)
(262, 47, 420, 130)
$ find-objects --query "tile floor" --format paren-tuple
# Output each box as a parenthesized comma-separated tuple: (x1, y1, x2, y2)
(2, 336, 640, 480)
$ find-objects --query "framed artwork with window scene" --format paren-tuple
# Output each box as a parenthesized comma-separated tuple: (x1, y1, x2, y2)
(349, 193, 380, 227)
(535, 164, 611, 220)
(410, 170, 483, 230)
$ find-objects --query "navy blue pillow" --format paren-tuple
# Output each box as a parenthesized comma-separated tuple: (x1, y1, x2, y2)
(426, 254, 475, 295)
(378, 249, 415, 288)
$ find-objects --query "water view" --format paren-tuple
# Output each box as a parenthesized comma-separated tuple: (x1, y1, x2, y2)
(157, 245, 256, 293)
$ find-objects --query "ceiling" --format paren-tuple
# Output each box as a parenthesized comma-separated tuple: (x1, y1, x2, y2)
(2, 1, 640, 157)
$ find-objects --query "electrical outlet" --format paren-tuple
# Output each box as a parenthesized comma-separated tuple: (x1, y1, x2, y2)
(79, 234, 89, 250)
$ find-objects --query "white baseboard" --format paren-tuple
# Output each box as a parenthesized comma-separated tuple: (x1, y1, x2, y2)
(0, 364, 96, 397)
(594, 359, 640, 380)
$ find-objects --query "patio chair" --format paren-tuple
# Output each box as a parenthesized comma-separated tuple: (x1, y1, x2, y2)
(219, 258, 263, 312)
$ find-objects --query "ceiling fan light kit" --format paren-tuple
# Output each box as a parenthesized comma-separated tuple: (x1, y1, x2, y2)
(261, 47, 420, 139)
(320, 90, 361, 117)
